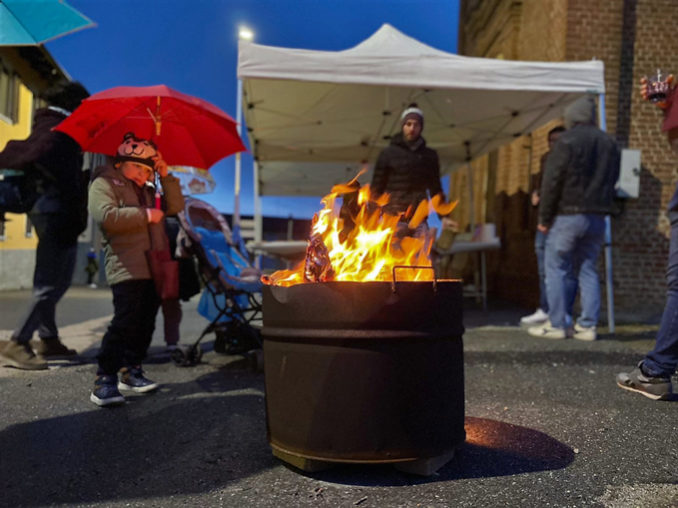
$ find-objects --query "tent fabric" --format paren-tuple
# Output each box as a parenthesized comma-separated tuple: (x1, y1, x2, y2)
(237, 23, 606, 197)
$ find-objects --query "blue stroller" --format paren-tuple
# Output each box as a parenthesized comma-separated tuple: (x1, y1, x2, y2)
(173, 197, 263, 366)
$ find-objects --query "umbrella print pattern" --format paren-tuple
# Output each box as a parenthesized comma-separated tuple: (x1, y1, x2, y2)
(55, 85, 247, 169)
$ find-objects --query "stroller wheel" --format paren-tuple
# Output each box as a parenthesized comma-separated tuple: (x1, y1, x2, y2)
(171, 344, 202, 367)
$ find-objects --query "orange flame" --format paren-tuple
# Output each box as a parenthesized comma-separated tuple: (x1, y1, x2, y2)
(264, 178, 457, 286)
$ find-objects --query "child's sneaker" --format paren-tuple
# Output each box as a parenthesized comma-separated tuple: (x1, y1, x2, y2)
(573, 323, 597, 341)
(90, 375, 125, 407)
(118, 366, 159, 393)
(616, 363, 673, 400)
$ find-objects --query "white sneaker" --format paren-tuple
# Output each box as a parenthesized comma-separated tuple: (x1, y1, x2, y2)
(89, 283, 97, 289)
(573, 323, 597, 341)
(527, 321, 567, 339)
(520, 308, 549, 326)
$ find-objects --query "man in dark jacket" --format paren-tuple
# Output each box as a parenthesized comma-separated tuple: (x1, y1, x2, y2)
(370, 103, 455, 237)
(528, 94, 620, 341)
(0, 80, 89, 370)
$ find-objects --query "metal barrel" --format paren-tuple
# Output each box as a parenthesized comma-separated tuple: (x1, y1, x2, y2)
(262, 280, 466, 464)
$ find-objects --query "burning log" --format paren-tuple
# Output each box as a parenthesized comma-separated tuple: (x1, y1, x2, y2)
(303, 230, 335, 282)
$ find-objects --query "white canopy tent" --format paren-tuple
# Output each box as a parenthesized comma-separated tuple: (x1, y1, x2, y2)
(236, 24, 615, 329)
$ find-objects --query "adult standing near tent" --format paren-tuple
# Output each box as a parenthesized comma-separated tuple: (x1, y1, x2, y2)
(370, 103, 456, 238)
(0, 80, 90, 370)
(616, 75, 677, 400)
(528, 95, 620, 342)
(521, 125, 568, 327)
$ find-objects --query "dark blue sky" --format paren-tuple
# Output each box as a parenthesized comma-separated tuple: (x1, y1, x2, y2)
(46, 0, 460, 219)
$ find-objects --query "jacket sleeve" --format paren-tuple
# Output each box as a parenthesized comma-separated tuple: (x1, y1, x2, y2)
(538, 140, 571, 227)
(428, 152, 444, 200)
(370, 149, 390, 198)
(88, 178, 148, 234)
(160, 174, 185, 216)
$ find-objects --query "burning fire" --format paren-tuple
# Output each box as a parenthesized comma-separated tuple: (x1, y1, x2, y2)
(264, 173, 457, 286)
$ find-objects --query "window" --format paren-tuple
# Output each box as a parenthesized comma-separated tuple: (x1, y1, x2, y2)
(0, 60, 19, 123)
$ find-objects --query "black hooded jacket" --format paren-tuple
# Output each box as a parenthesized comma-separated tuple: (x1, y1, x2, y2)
(538, 97, 620, 226)
(370, 132, 444, 218)
(0, 107, 87, 242)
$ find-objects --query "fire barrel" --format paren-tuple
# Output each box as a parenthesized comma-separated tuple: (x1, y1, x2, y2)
(262, 279, 465, 475)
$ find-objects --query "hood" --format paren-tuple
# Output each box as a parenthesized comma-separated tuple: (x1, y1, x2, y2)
(564, 95, 597, 129)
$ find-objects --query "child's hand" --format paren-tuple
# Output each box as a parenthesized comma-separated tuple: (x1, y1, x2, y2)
(153, 151, 168, 178)
(146, 208, 165, 223)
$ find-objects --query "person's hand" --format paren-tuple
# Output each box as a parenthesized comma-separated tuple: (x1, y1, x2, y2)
(537, 223, 549, 234)
(146, 208, 165, 223)
(531, 191, 540, 207)
(640, 74, 674, 110)
(153, 151, 168, 178)
(441, 216, 458, 232)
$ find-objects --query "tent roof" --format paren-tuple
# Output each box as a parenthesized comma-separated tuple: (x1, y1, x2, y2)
(237, 23, 605, 197)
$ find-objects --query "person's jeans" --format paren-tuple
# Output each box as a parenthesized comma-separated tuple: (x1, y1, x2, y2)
(11, 214, 77, 344)
(97, 279, 160, 375)
(544, 214, 605, 329)
(643, 212, 678, 377)
(535, 230, 548, 312)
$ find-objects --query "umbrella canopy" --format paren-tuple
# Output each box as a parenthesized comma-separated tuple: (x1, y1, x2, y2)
(54, 85, 247, 168)
(0, 0, 95, 46)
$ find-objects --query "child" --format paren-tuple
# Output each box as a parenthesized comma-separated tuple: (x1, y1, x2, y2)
(87, 132, 184, 407)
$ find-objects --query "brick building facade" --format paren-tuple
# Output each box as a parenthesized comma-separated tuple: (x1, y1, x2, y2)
(452, 0, 677, 321)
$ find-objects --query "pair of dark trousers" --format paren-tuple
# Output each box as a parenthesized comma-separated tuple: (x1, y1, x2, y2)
(644, 212, 678, 377)
(11, 214, 77, 344)
(97, 279, 160, 375)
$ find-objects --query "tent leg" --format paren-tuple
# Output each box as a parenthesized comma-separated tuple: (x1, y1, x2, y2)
(254, 160, 263, 269)
(599, 92, 615, 333)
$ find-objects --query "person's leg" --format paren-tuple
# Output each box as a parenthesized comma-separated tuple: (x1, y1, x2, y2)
(97, 280, 146, 375)
(643, 212, 678, 377)
(535, 229, 548, 312)
(574, 215, 605, 328)
(544, 215, 581, 329)
(123, 280, 161, 367)
(118, 280, 161, 393)
(161, 299, 182, 346)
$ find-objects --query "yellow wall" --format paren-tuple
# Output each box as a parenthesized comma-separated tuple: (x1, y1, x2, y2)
(0, 82, 38, 251)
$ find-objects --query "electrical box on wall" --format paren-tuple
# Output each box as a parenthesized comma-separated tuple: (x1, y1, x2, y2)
(616, 149, 641, 199)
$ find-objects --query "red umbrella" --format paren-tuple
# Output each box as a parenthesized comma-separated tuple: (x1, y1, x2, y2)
(54, 85, 247, 169)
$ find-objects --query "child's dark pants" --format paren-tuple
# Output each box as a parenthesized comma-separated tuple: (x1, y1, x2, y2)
(97, 279, 160, 375)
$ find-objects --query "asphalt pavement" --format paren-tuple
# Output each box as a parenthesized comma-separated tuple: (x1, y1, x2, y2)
(0, 286, 676, 507)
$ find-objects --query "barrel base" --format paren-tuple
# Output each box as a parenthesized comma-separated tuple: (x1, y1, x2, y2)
(271, 442, 459, 476)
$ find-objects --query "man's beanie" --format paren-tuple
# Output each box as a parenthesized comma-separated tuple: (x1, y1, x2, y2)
(114, 132, 158, 170)
(400, 102, 424, 128)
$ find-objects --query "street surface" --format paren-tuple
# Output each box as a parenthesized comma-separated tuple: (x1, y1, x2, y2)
(0, 287, 676, 507)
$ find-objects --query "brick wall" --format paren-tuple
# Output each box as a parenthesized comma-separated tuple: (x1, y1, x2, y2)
(457, 0, 676, 320)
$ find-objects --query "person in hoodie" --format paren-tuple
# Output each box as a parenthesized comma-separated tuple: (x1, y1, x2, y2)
(370, 103, 456, 239)
(528, 95, 620, 341)
(87, 133, 184, 407)
(0, 80, 89, 371)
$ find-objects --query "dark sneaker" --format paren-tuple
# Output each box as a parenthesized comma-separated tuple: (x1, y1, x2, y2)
(0, 340, 47, 370)
(33, 337, 77, 357)
(616, 363, 673, 401)
(90, 375, 126, 407)
(118, 366, 159, 393)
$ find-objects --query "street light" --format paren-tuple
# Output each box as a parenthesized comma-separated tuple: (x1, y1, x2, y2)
(233, 25, 254, 231)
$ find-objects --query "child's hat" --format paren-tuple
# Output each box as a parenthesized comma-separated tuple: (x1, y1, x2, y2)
(115, 132, 158, 170)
